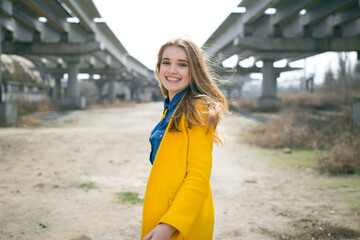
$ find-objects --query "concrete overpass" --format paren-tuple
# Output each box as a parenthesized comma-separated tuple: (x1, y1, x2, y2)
(203, 0, 360, 107)
(0, 0, 156, 125)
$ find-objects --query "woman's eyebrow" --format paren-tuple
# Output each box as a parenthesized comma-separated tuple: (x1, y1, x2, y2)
(162, 57, 188, 62)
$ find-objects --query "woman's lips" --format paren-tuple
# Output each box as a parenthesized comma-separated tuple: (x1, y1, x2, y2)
(166, 76, 181, 82)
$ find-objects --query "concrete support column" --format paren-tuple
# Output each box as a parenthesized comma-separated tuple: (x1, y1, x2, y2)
(0, 23, 17, 126)
(261, 60, 277, 98)
(59, 56, 86, 110)
(96, 81, 105, 103)
(119, 81, 132, 101)
(130, 86, 139, 102)
(0, 25, 2, 104)
(51, 74, 63, 100)
(129, 80, 141, 103)
(67, 61, 79, 98)
(55, 77, 62, 99)
(108, 80, 116, 103)
(254, 59, 281, 109)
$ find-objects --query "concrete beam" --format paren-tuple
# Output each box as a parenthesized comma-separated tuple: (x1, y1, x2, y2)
(95, 23, 128, 66)
(47, 66, 125, 76)
(61, 1, 149, 78)
(342, 18, 360, 37)
(279, 16, 303, 37)
(1, 17, 33, 41)
(272, 0, 315, 25)
(206, 31, 242, 59)
(237, 50, 256, 61)
(84, 68, 124, 75)
(0, 0, 12, 16)
(256, 51, 298, 60)
(204, 0, 299, 54)
(92, 51, 118, 67)
(216, 42, 241, 59)
(332, 7, 360, 27)
(42, 56, 66, 68)
(233, 36, 360, 52)
(241, 0, 280, 25)
(65, 24, 93, 42)
(127, 55, 150, 78)
(65, 0, 151, 80)
(66, 1, 150, 79)
(227, 66, 301, 75)
(83, 55, 106, 69)
(19, 0, 69, 33)
(283, 53, 317, 63)
(2, 41, 103, 55)
(312, 6, 360, 37)
(250, 15, 275, 37)
(312, 15, 338, 38)
(204, 0, 360, 69)
(203, 13, 244, 56)
(62, 0, 97, 32)
(11, 8, 62, 42)
(12, 8, 42, 32)
(13, 0, 90, 43)
(302, 0, 356, 27)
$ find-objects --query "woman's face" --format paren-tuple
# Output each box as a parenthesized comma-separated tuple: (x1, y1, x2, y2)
(159, 46, 190, 100)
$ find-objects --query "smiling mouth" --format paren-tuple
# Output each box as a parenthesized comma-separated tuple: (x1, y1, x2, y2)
(166, 76, 181, 82)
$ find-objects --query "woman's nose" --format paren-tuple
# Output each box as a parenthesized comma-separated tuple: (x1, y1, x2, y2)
(168, 63, 177, 73)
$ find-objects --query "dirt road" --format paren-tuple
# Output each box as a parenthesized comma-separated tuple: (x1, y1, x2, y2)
(0, 102, 359, 240)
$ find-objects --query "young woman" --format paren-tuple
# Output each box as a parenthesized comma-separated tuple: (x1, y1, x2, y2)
(141, 38, 228, 240)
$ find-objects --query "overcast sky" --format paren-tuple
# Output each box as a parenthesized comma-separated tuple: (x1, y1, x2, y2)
(93, 0, 240, 70)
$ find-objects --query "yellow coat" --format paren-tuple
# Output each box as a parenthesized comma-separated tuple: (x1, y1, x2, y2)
(141, 104, 214, 240)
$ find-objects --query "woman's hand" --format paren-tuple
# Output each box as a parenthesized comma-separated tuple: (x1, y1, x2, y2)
(142, 223, 177, 240)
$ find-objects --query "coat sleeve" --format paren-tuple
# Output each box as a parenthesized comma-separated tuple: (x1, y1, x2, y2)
(159, 104, 214, 238)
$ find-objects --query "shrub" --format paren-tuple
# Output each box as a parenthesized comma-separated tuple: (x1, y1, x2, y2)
(247, 106, 314, 149)
(317, 133, 360, 174)
(242, 91, 360, 174)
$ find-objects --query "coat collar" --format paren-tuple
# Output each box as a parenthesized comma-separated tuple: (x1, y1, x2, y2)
(164, 88, 189, 113)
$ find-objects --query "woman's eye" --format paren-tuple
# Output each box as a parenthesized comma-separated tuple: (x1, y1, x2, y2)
(179, 63, 188, 67)
(162, 61, 170, 65)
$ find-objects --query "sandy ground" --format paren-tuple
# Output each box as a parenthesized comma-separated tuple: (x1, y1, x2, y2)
(0, 102, 359, 240)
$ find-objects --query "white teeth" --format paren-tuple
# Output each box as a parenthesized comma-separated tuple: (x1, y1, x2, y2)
(167, 77, 180, 81)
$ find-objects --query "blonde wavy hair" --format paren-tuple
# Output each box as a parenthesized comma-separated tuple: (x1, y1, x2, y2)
(155, 38, 228, 144)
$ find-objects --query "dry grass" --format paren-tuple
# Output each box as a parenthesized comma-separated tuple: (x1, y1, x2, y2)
(16, 115, 43, 127)
(86, 99, 136, 109)
(228, 98, 254, 112)
(15, 99, 58, 127)
(239, 88, 360, 174)
(317, 133, 360, 174)
(247, 107, 314, 148)
(17, 98, 57, 116)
